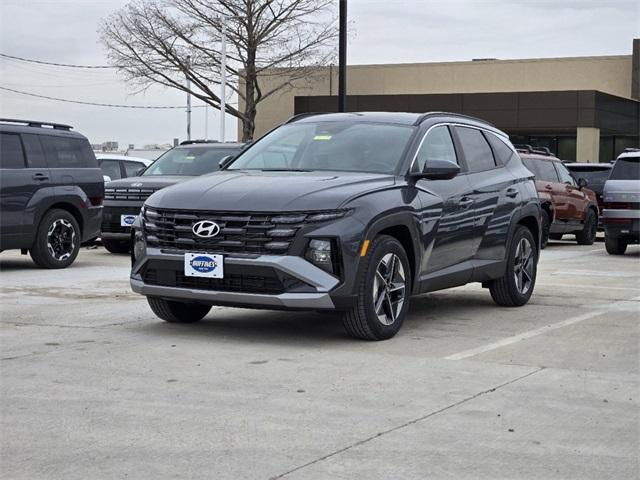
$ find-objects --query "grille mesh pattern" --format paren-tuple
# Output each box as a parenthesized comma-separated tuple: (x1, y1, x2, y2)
(105, 187, 159, 201)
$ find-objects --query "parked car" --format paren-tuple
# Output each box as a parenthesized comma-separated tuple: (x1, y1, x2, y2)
(101, 141, 244, 254)
(130, 112, 541, 340)
(565, 162, 612, 224)
(0, 118, 104, 268)
(602, 148, 640, 255)
(97, 153, 153, 182)
(518, 146, 598, 247)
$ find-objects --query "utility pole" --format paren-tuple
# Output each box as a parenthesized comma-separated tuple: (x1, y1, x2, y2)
(186, 55, 192, 141)
(338, 0, 347, 112)
(220, 17, 227, 142)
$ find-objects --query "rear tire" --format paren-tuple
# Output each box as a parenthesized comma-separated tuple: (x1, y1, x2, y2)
(103, 238, 131, 254)
(147, 297, 211, 323)
(605, 235, 627, 255)
(342, 235, 411, 340)
(489, 225, 537, 307)
(29, 209, 81, 269)
(575, 209, 597, 245)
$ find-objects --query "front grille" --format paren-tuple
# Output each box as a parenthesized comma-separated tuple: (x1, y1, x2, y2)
(142, 207, 348, 255)
(105, 187, 158, 201)
(142, 267, 286, 294)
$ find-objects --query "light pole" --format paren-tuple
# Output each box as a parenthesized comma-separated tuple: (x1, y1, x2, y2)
(220, 17, 227, 142)
(338, 0, 347, 112)
(186, 55, 192, 140)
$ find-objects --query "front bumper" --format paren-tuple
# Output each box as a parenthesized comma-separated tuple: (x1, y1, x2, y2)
(130, 248, 341, 310)
(101, 201, 143, 240)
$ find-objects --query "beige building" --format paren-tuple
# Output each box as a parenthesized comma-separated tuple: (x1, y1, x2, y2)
(243, 39, 639, 162)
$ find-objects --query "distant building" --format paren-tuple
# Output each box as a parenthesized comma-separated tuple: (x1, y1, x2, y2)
(245, 39, 639, 162)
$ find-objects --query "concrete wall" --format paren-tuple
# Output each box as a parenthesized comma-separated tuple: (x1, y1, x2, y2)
(244, 55, 634, 139)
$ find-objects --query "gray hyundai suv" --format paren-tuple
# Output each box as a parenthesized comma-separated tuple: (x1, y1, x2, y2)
(602, 149, 640, 254)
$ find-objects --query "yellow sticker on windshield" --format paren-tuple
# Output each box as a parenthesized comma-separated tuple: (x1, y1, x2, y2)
(313, 135, 332, 141)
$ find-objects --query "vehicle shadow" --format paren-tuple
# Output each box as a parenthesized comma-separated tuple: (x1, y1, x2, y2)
(137, 288, 499, 345)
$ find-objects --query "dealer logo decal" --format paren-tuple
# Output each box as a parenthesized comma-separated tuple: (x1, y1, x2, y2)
(189, 255, 218, 273)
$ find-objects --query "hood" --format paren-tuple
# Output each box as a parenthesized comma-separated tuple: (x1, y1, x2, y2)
(145, 170, 395, 212)
(105, 175, 189, 190)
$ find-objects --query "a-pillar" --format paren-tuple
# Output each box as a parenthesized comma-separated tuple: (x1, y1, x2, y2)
(576, 127, 600, 163)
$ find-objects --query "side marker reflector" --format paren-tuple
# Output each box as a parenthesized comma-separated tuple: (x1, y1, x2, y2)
(360, 239, 370, 257)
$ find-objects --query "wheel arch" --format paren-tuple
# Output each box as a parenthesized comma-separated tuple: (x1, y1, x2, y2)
(46, 202, 84, 235)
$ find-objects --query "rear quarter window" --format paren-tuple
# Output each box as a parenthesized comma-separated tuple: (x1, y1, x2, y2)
(610, 158, 640, 180)
(40, 135, 98, 169)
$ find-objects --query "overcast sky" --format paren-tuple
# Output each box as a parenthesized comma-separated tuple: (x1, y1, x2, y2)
(0, 0, 638, 147)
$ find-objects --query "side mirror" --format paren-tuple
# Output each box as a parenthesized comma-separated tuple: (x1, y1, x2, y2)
(103, 175, 112, 183)
(219, 155, 235, 170)
(416, 159, 460, 180)
(135, 167, 145, 176)
(577, 177, 588, 189)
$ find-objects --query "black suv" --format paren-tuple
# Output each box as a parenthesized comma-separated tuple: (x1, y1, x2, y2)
(101, 141, 244, 253)
(0, 119, 104, 268)
(130, 112, 541, 340)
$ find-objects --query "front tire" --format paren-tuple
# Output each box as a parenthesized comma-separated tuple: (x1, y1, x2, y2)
(575, 209, 597, 245)
(29, 209, 81, 269)
(540, 210, 550, 249)
(605, 235, 627, 255)
(489, 225, 537, 307)
(102, 238, 131, 254)
(342, 235, 411, 340)
(147, 297, 211, 323)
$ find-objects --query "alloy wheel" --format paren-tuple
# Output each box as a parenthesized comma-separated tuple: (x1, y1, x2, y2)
(372, 253, 406, 325)
(46, 219, 76, 261)
(513, 237, 534, 295)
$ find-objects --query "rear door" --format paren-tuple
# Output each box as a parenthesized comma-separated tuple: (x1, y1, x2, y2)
(522, 157, 565, 216)
(453, 126, 513, 257)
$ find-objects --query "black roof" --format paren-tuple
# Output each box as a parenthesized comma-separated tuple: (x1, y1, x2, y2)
(0, 118, 86, 139)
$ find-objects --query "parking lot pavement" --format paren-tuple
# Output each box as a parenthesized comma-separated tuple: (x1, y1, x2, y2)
(1, 240, 638, 480)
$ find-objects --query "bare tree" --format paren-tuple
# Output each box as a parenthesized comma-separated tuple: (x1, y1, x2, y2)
(100, 0, 337, 141)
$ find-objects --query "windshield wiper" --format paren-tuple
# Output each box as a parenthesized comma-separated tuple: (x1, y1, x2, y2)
(260, 168, 313, 172)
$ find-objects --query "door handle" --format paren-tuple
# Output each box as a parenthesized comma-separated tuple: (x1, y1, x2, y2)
(544, 184, 553, 190)
(32, 173, 49, 181)
(506, 187, 519, 198)
(459, 196, 474, 208)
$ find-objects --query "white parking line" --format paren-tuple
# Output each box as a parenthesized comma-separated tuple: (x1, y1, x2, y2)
(445, 295, 640, 361)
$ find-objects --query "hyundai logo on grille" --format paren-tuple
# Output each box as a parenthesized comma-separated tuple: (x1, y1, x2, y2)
(130, 182, 143, 187)
(192, 220, 221, 238)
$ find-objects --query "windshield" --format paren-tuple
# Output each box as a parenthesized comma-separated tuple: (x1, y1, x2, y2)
(567, 167, 611, 192)
(610, 157, 640, 180)
(229, 121, 415, 174)
(143, 147, 238, 176)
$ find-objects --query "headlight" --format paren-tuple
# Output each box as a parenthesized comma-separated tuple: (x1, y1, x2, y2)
(132, 231, 146, 264)
(305, 238, 335, 274)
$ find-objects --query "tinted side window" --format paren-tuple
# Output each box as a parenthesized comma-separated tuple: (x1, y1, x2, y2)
(485, 133, 516, 166)
(414, 125, 457, 172)
(40, 135, 98, 168)
(521, 158, 559, 182)
(100, 160, 122, 180)
(123, 161, 144, 177)
(22, 134, 48, 168)
(0, 133, 26, 169)
(554, 162, 576, 186)
(456, 127, 496, 172)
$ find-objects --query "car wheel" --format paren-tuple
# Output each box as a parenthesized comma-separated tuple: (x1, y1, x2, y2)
(489, 225, 537, 307)
(29, 209, 81, 269)
(575, 209, 597, 245)
(342, 235, 411, 340)
(540, 210, 550, 249)
(605, 235, 627, 255)
(102, 238, 131, 254)
(147, 297, 211, 323)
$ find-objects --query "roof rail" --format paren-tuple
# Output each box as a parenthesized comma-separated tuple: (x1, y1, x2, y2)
(0, 118, 73, 130)
(514, 144, 554, 156)
(414, 112, 497, 128)
(179, 139, 219, 145)
(622, 147, 640, 153)
(285, 112, 328, 124)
